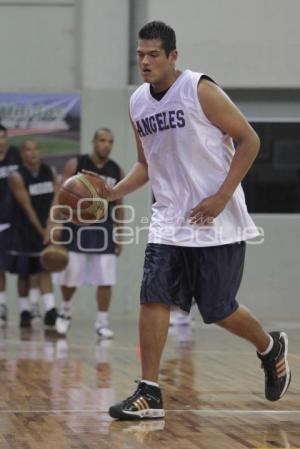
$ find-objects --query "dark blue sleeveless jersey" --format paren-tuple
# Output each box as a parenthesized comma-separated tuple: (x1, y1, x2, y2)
(62, 154, 121, 254)
(9, 163, 54, 254)
(0, 146, 22, 224)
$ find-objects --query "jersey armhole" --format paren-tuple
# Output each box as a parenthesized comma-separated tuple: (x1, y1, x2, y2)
(193, 73, 218, 127)
(199, 74, 216, 85)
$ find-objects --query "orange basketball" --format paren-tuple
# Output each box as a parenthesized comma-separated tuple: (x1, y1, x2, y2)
(57, 173, 109, 224)
(40, 245, 69, 272)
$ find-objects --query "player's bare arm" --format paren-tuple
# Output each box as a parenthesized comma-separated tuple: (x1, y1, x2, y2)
(111, 122, 148, 202)
(61, 157, 78, 183)
(44, 171, 60, 244)
(190, 79, 260, 224)
(9, 173, 45, 238)
(113, 167, 125, 256)
(50, 157, 78, 225)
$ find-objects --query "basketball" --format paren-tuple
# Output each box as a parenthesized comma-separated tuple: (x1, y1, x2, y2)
(57, 173, 109, 224)
(40, 244, 69, 272)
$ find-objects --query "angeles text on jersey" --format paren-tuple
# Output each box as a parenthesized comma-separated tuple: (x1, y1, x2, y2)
(136, 110, 185, 137)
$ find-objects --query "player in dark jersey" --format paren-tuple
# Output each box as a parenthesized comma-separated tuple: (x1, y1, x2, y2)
(53, 128, 124, 337)
(0, 124, 22, 327)
(7, 139, 58, 328)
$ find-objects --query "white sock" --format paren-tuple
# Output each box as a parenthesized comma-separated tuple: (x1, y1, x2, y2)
(259, 335, 274, 356)
(141, 379, 160, 388)
(19, 297, 30, 312)
(62, 301, 72, 317)
(0, 292, 7, 305)
(97, 311, 108, 326)
(29, 288, 40, 305)
(42, 293, 55, 312)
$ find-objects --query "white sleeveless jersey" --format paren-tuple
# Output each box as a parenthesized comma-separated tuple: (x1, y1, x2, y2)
(129, 69, 259, 247)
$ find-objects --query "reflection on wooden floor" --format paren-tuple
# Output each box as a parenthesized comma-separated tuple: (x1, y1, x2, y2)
(0, 320, 300, 448)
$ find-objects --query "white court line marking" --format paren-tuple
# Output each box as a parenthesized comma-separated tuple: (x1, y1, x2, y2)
(167, 410, 300, 415)
(0, 409, 299, 415)
(0, 339, 261, 354)
(1, 339, 300, 359)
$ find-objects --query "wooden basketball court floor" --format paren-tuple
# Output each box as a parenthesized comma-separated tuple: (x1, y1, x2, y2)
(0, 318, 299, 449)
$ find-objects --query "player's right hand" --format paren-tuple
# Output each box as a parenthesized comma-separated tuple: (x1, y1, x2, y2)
(80, 169, 117, 202)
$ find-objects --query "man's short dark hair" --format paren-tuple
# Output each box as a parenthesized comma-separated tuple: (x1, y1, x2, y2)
(0, 124, 7, 135)
(138, 21, 176, 56)
(93, 127, 114, 140)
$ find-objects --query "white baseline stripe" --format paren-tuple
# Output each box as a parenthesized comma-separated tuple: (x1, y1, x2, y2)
(0, 409, 299, 415)
(1, 338, 300, 357)
(167, 410, 300, 415)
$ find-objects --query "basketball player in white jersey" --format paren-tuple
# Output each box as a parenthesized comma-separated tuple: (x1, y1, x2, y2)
(92, 21, 290, 419)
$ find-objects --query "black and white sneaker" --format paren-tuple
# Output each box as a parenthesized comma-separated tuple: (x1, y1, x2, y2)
(0, 304, 7, 328)
(109, 381, 165, 420)
(95, 322, 114, 339)
(257, 331, 291, 401)
(44, 308, 58, 327)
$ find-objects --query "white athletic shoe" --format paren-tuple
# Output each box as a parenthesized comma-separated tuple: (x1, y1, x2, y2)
(95, 322, 114, 339)
(56, 312, 71, 336)
(169, 309, 192, 326)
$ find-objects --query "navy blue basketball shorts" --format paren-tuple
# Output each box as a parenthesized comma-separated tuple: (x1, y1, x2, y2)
(0, 228, 9, 273)
(140, 242, 246, 324)
(6, 254, 43, 277)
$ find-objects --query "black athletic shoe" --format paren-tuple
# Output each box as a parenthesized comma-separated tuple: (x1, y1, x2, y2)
(44, 308, 58, 327)
(20, 310, 32, 328)
(257, 331, 291, 401)
(109, 381, 165, 420)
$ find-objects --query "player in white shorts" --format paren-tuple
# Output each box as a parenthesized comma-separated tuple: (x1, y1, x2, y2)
(53, 128, 124, 338)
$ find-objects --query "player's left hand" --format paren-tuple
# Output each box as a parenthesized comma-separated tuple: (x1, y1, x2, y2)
(43, 225, 52, 245)
(190, 192, 230, 225)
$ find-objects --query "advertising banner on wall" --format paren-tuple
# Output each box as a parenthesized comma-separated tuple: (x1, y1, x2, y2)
(0, 93, 80, 173)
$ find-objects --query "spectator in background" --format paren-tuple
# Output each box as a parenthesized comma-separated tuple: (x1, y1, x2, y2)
(7, 139, 58, 328)
(0, 124, 22, 327)
(54, 128, 124, 338)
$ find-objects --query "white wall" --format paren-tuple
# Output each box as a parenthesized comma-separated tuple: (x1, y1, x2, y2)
(241, 215, 300, 320)
(0, 0, 130, 90)
(131, 0, 300, 88)
(1, 0, 299, 89)
(80, 0, 129, 89)
(0, 0, 77, 89)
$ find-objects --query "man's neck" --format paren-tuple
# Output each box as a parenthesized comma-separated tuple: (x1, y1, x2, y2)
(24, 162, 40, 173)
(90, 152, 108, 168)
(151, 70, 182, 93)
